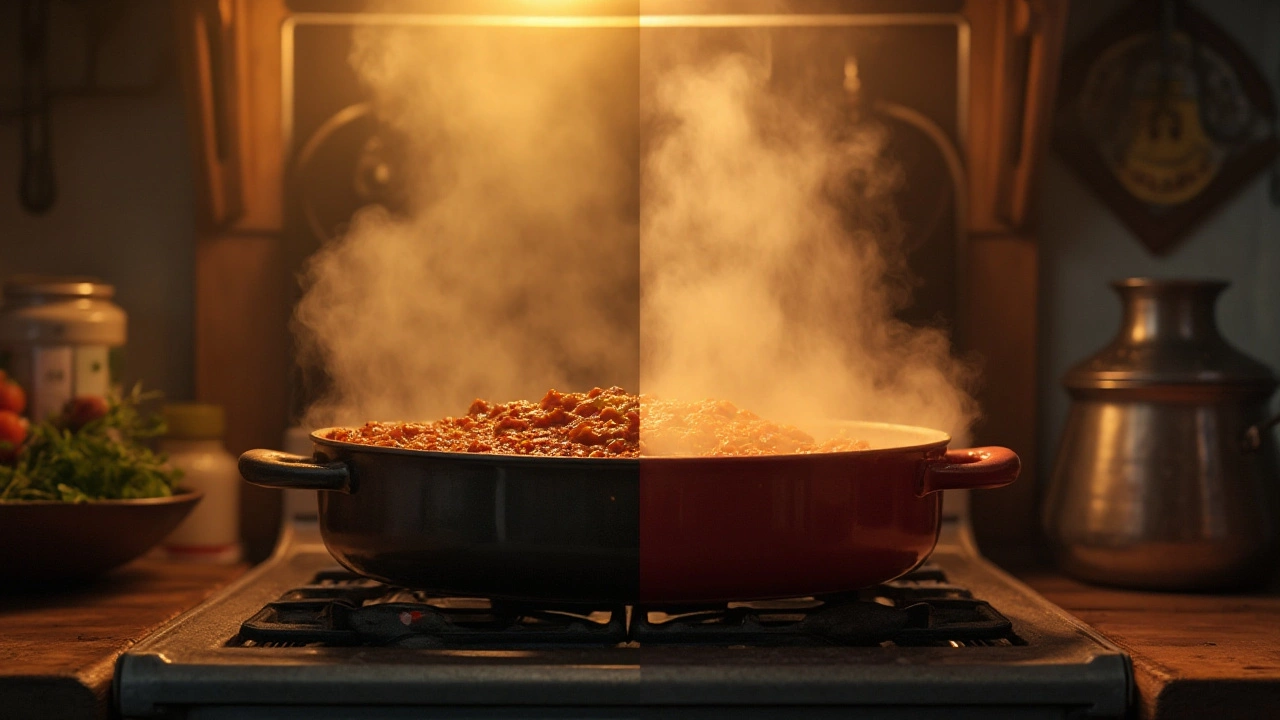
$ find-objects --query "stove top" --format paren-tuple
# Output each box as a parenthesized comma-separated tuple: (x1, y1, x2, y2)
(115, 520, 1131, 719)
(234, 564, 1017, 650)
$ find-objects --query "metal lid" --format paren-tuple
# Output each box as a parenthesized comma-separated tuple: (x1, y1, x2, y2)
(3, 275, 115, 300)
(1063, 278, 1277, 392)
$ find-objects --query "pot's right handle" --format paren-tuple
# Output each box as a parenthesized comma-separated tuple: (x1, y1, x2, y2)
(1243, 413, 1280, 452)
(918, 447, 1020, 496)
(239, 449, 352, 493)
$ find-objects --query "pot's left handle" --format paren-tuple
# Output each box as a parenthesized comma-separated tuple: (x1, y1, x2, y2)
(918, 447, 1020, 496)
(239, 449, 352, 493)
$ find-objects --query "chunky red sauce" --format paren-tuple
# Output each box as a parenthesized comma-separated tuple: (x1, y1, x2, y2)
(328, 387, 639, 458)
(639, 396, 869, 457)
(326, 387, 868, 458)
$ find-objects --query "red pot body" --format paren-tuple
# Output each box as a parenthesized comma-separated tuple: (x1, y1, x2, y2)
(639, 446, 945, 603)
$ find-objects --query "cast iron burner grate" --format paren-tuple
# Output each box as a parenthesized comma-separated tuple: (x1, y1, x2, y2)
(235, 566, 1019, 648)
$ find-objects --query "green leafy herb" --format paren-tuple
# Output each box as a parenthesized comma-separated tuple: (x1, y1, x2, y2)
(0, 386, 183, 502)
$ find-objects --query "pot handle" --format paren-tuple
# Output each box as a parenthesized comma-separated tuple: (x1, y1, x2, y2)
(238, 449, 352, 493)
(918, 447, 1020, 496)
(1243, 412, 1280, 452)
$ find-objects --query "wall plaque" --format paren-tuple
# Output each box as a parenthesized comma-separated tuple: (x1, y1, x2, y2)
(1054, 0, 1277, 254)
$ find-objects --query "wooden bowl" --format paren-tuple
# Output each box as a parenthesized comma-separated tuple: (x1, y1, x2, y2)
(0, 490, 203, 583)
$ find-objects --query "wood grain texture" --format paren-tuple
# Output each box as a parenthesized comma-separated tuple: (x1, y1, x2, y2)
(1016, 564, 1280, 720)
(0, 559, 244, 720)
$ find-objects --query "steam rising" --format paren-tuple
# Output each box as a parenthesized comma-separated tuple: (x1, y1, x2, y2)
(639, 42, 977, 443)
(295, 27, 640, 426)
(296, 22, 977, 443)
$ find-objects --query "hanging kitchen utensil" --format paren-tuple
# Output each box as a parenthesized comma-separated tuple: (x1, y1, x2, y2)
(1053, 0, 1278, 254)
(1043, 278, 1280, 591)
(19, 0, 56, 215)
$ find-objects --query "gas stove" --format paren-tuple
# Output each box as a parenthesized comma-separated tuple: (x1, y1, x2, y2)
(115, 498, 1130, 719)
(233, 564, 1015, 649)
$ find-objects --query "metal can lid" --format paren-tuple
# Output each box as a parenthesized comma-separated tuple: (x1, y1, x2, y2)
(1064, 277, 1278, 393)
(3, 275, 115, 300)
(163, 403, 226, 440)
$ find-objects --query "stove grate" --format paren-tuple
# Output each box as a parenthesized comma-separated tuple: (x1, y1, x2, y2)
(234, 565, 1020, 648)
(241, 596, 626, 648)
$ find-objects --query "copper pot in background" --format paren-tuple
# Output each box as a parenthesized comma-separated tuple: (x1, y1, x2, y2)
(1043, 278, 1280, 591)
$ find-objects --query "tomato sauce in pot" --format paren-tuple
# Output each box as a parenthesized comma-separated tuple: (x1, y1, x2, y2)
(324, 387, 869, 458)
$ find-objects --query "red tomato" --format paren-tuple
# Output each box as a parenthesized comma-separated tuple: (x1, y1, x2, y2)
(63, 395, 110, 431)
(0, 410, 27, 462)
(0, 381, 26, 415)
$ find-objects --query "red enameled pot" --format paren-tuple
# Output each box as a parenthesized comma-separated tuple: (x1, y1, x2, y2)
(240, 421, 1018, 603)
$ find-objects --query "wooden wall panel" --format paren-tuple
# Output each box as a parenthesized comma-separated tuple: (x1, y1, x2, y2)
(179, 0, 290, 560)
(230, 0, 287, 233)
(966, 0, 1070, 235)
(962, 0, 1068, 548)
(195, 233, 289, 561)
(963, 235, 1040, 547)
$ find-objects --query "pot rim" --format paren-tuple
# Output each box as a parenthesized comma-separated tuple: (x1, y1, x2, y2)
(310, 419, 953, 465)
(1111, 277, 1230, 291)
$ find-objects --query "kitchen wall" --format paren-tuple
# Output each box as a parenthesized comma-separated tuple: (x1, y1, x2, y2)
(1038, 0, 1280, 481)
(0, 1, 195, 403)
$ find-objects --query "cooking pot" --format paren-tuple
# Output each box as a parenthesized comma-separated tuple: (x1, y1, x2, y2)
(1044, 278, 1280, 591)
(240, 421, 1018, 603)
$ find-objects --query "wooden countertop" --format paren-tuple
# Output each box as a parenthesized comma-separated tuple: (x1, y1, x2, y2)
(0, 558, 245, 720)
(1009, 559, 1280, 720)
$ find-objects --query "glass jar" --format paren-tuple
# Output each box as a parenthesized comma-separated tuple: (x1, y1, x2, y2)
(160, 403, 242, 564)
(0, 276, 127, 421)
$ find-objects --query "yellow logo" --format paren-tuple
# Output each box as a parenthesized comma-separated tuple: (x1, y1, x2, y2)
(1114, 85, 1218, 205)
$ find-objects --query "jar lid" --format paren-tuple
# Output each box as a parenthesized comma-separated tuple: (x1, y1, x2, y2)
(163, 403, 225, 440)
(3, 275, 115, 300)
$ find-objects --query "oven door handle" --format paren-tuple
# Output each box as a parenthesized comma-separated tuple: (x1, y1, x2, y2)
(239, 449, 352, 493)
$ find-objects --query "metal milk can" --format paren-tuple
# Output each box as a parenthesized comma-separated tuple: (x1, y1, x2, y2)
(1043, 278, 1280, 591)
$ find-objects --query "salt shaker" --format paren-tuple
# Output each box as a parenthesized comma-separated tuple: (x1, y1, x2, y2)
(160, 403, 242, 563)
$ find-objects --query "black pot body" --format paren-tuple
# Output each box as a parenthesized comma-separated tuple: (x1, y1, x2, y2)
(316, 441, 640, 602)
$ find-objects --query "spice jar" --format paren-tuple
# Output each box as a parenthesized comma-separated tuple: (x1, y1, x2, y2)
(0, 276, 126, 421)
(160, 403, 242, 564)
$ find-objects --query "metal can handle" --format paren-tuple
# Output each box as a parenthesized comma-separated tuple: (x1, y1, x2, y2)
(918, 447, 1021, 496)
(238, 449, 352, 493)
(1243, 412, 1280, 452)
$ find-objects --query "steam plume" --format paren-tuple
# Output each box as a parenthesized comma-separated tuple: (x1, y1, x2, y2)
(639, 42, 978, 443)
(295, 20, 978, 444)
(295, 26, 640, 426)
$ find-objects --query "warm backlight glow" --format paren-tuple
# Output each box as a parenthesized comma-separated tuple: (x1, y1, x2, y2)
(294, 14, 978, 447)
